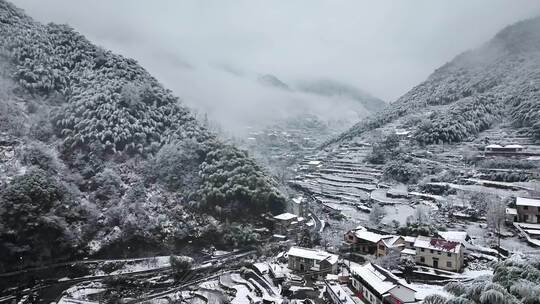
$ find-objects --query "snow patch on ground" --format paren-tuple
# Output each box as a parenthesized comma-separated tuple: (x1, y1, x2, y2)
(411, 283, 452, 300)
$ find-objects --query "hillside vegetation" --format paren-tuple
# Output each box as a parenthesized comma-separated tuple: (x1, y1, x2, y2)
(0, 1, 284, 272)
(328, 17, 540, 146)
(425, 255, 540, 304)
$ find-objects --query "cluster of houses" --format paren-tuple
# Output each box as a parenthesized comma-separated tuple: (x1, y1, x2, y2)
(275, 222, 470, 303)
(283, 245, 417, 304)
(343, 226, 465, 272)
(272, 197, 540, 303)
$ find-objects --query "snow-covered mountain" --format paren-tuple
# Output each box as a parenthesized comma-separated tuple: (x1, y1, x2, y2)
(328, 16, 540, 146)
(0, 0, 284, 271)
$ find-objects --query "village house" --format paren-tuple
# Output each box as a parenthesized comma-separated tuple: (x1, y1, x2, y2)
(484, 144, 525, 157)
(273, 212, 304, 235)
(505, 207, 518, 223)
(414, 236, 464, 272)
(343, 227, 392, 255)
(325, 281, 363, 304)
(402, 236, 416, 249)
(287, 246, 339, 279)
(398, 236, 418, 257)
(516, 197, 540, 224)
(350, 262, 416, 304)
(291, 196, 307, 217)
(376, 236, 405, 257)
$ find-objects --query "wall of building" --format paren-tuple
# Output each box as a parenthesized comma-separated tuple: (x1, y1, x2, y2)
(350, 277, 383, 304)
(415, 247, 463, 272)
(517, 206, 540, 223)
(344, 232, 378, 254)
(288, 256, 316, 272)
(376, 239, 404, 257)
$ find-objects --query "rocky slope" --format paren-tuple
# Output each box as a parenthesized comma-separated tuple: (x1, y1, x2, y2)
(0, 1, 284, 272)
(327, 16, 540, 147)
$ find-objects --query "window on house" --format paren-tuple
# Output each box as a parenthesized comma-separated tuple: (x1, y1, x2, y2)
(447, 253, 452, 257)
(420, 248, 425, 252)
(420, 257, 425, 263)
(447, 261, 452, 267)
(430, 250, 434, 254)
(524, 206, 528, 210)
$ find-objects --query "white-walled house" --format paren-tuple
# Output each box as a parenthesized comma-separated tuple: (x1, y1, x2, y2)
(414, 236, 464, 272)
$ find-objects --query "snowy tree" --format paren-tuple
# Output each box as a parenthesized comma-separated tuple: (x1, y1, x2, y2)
(423, 294, 447, 304)
(444, 281, 468, 297)
(486, 199, 507, 259)
(400, 255, 416, 280)
(373, 248, 401, 271)
(170, 255, 194, 279)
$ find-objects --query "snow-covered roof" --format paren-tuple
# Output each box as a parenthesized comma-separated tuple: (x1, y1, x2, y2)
(253, 262, 269, 274)
(352, 229, 392, 243)
(414, 236, 461, 253)
(274, 213, 297, 221)
(401, 248, 416, 255)
(516, 222, 540, 230)
(485, 144, 525, 149)
(351, 263, 415, 297)
(325, 282, 362, 304)
(505, 144, 524, 149)
(437, 231, 469, 243)
(506, 208, 518, 215)
(287, 247, 339, 265)
(516, 197, 540, 207)
(292, 196, 304, 205)
(379, 236, 403, 248)
(308, 160, 322, 165)
(395, 130, 411, 135)
(524, 229, 540, 235)
(403, 236, 417, 243)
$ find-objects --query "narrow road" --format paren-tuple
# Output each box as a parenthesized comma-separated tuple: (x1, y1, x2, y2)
(126, 250, 255, 303)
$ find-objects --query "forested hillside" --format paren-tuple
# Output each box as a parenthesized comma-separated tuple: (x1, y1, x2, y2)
(0, 1, 284, 272)
(328, 16, 540, 146)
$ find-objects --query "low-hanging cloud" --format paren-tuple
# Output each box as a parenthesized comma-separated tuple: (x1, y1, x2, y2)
(11, 0, 540, 134)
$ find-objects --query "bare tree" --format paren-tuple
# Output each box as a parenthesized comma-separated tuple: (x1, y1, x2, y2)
(369, 203, 386, 225)
(414, 205, 430, 224)
(373, 248, 401, 270)
(486, 199, 507, 261)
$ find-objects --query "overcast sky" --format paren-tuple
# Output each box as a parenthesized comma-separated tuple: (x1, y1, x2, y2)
(11, 0, 540, 132)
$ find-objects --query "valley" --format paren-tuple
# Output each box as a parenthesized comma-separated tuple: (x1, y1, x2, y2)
(1, 1, 540, 304)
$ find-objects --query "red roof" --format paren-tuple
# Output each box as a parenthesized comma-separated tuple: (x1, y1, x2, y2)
(429, 238, 459, 251)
